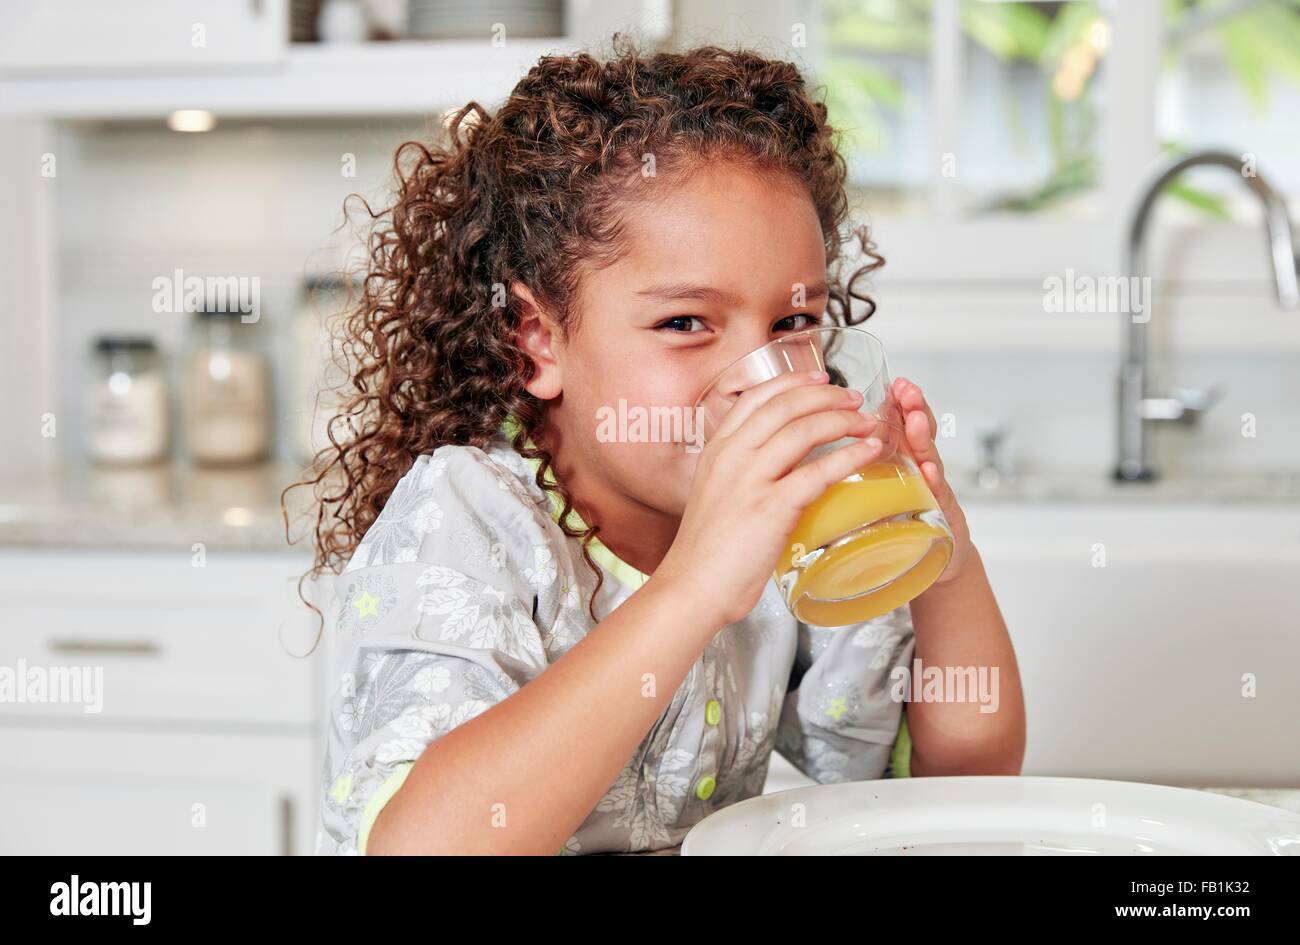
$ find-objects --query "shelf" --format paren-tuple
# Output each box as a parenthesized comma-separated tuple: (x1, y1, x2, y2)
(0, 38, 573, 121)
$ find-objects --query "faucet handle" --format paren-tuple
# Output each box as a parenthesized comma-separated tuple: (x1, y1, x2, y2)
(1139, 384, 1224, 423)
(976, 422, 1011, 453)
(974, 422, 1014, 489)
(1172, 384, 1223, 414)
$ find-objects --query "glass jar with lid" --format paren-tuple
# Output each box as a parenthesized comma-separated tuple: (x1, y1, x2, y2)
(85, 336, 169, 466)
(291, 274, 355, 465)
(182, 310, 271, 466)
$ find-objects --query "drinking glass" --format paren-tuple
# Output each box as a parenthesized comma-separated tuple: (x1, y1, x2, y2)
(693, 325, 953, 626)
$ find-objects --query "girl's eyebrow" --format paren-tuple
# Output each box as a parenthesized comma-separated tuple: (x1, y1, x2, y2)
(634, 281, 829, 305)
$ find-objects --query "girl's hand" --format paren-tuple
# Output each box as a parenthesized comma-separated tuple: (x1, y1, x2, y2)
(657, 370, 888, 629)
(893, 376, 973, 587)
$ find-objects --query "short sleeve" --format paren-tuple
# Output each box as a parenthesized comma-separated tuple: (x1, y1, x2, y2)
(773, 603, 915, 784)
(316, 447, 559, 855)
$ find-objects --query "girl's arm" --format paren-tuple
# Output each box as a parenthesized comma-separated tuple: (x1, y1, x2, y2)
(907, 544, 1025, 775)
(367, 572, 726, 855)
(890, 376, 1026, 777)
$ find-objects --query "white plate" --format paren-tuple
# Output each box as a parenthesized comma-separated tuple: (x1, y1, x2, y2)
(680, 777, 1300, 855)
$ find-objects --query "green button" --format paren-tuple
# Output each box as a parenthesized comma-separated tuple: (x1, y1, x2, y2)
(705, 699, 721, 726)
(695, 775, 716, 801)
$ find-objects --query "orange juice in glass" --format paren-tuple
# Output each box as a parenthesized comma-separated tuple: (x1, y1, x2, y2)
(693, 326, 953, 626)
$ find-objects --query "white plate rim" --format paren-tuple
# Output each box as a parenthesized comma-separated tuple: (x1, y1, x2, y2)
(680, 775, 1300, 856)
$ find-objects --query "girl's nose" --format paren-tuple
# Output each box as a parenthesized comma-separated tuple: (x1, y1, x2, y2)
(713, 332, 784, 400)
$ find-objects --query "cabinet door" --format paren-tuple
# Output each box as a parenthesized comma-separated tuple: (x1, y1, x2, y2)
(0, 727, 316, 855)
(0, 550, 320, 728)
(0, 1, 288, 72)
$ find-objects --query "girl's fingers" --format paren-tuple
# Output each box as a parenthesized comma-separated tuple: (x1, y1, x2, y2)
(906, 409, 944, 480)
(895, 376, 937, 440)
(730, 384, 868, 461)
(712, 371, 836, 446)
(779, 436, 887, 508)
(710, 371, 820, 442)
(923, 459, 964, 528)
(756, 407, 872, 480)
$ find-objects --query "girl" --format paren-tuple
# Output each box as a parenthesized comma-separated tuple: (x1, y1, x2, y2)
(295, 37, 1024, 856)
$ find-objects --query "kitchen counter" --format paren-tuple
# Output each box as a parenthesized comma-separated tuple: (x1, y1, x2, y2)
(955, 468, 1300, 505)
(1, 462, 1298, 551)
(0, 460, 314, 552)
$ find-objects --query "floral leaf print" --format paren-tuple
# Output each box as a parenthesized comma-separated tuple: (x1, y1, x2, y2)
(353, 484, 424, 566)
(360, 651, 442, 738)
(715, 686, 783, 806)
(362, 651, 385, 679)
(412, 498, 444, 534)
(457, 662, 513, 703)
(851, 620, 889, 649)
(417, 565, 472, 589)
(541, 593, 583, 659)
(650, 748, 694, 819)
(867, 632, 906, 670)
(338, 700, 363, 734)
(389, 704, 445, 741)
(522, 544, 557, 592)
(595, 765, 638, 816)
(417, 455, 448, 489)
(371, 699, 491, 769)
(449, 699, 490, 728)
(374, 737, 427, 767)
(805, 736, 854, 784)
(412, 663, 452, 696)
(851, 609, 909, 670)
(627, 789, 672, 849)
(659, 749, 694, 773)
(461, 520, 508, 575)
(419, 574, 544, 665)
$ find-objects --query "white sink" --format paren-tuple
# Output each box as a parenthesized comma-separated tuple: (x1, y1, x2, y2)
(963, 499, 1300, 786)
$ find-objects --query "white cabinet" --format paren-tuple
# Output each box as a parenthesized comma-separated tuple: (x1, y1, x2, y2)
(0, 548, 327, 855)
(0, 728, 313, 855)
(0, 1, 288, 71)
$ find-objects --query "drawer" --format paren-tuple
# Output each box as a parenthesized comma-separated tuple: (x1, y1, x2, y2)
(0, 727, 317, 855)
(0, 549, 325, 727)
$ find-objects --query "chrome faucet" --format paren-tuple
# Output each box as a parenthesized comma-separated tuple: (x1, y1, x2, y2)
(1116, 150, 1300, 482)
(974, 423, 1015, 491)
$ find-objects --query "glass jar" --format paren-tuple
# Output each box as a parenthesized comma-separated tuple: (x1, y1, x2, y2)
(183, 310, 271, 466)
(291, 275, 354, 465)
(85, 337, 169, 466)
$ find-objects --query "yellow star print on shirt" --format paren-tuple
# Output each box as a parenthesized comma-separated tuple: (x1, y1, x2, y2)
(826, 697, 848, 721)
(353, 591, 380, 619)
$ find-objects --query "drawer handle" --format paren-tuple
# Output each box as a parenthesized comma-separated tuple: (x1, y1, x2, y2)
(47, 640, 162, 657)
(280, 795, 295, 856)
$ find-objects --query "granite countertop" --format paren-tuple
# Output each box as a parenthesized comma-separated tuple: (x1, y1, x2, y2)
(1, 461, 1298, 552)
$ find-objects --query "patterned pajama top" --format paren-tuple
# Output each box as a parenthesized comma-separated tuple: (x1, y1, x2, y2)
(315, 426, 914, 855)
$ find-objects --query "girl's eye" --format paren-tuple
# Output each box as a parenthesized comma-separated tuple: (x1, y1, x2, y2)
(654, 316, 707, 333)
(774, 313, 820, 332)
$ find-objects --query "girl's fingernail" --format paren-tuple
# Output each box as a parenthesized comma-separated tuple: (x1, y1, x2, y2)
(866, 437, 882, 449)
(809, 370, 828, 380)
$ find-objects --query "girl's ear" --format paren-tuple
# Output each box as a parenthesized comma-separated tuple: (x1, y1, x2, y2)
(511, 281, 563, 400)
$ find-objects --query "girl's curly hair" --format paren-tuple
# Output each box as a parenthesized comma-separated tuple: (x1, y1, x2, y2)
(284, 34, 882, 627)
